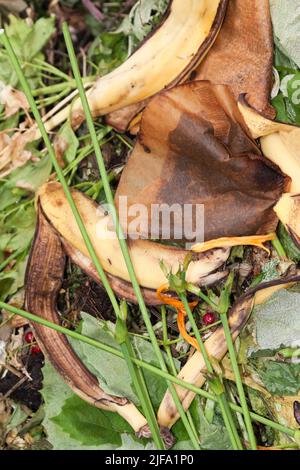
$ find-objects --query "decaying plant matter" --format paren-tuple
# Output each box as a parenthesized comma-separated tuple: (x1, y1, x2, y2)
(116, 82, 289, 242)
(195, 0, 275, 118)
(107, 0, 274, 132)
(20, 0, 300, 449)
(23, 0, 227, 140)
(37, 182, 231, 300)
(25, 206, 149, 438)
(25, 205, 177, 447)
(157, 277, 300, 429)
(238, 98, 300, 248)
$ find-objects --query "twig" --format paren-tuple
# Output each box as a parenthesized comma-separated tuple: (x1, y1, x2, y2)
(82, 0, 105, 21)
(0, 375, 28, 401)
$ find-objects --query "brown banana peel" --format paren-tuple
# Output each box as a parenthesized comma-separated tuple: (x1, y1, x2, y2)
(115, 82, 289, 243)
(195, 0, 275, 119)
(25, 206, 153, 440)
(157, 276, 300, 429)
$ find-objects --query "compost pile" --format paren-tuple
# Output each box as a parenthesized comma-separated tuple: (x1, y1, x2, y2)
(1, 0, 300, 451)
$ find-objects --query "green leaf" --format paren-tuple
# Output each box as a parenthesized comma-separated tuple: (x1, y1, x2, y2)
(5, 15, 56, 62)
(41, 361, 122, 450)
(0, 256, 27, 299)
(88, 33, 128, 76)
(270, 1, 300, 68)
(0, 154, 52, 211)
(0, 204, 36, 252)
(257, 362, 300, 396)
(57, 122, 79, 164)
(278, 223, 300, 262)
(73, 313, 179, 408)
(0, 16, 56, 87)
(196, 401, 232, 450)
(52, 395, 130, 446)
(252, 288, 300, 352)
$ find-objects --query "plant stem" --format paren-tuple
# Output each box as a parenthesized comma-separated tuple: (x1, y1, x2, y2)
(0, 245, 29, 272)
(180, 295, 243, 450)
(120, 337, 163, 449)
(220, 314, 257, 450)
(0, 300, 295, 440)
(186, 284, 219, 311)
(161, 307, 200, 449)
(218, 274, 257, 450)
(272, 236, 287, 259)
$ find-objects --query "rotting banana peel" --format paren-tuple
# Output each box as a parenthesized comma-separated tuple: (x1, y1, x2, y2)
(62, 238, 229, 306)
(274, 194, 300, 249)
(157, 276, 300, 429)
(37, 182, 230, 293)
(238, 98, 300, 247)
(238, 98, 300, 193)
(191, 234, 276, 255)
(43, 0, 228, 133)
(25, 207, 151, 439)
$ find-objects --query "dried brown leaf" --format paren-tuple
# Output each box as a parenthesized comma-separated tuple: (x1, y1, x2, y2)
(0, 84, 29, 118)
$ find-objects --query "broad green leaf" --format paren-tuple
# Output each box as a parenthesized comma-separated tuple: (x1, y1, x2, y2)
(270, 1, 300, 69)
(257, 362, 300, 396)
(5, 15, 56, 62)
(0, 256, 27, 299)
(252, 289, 300, 352)
(196, 402, 232, 450)
(74, 313, 180, 407)
(8, 154, 52, 193)
(41, 361, 123, 450)
(0, 16, 55, 87)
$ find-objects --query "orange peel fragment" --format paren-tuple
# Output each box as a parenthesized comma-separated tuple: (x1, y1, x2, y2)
(157, 284, 200, 351)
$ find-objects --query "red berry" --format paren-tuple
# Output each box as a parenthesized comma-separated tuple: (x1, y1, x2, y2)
(31, 344, 41, 354)
(203, 312, 216, 326)
(25, 331, 34, 344)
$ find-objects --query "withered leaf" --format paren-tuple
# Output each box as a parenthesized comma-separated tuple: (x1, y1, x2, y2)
(115, 82, 289, 242)
(0, 129, 36, 178)
(0, 83, 29, 118)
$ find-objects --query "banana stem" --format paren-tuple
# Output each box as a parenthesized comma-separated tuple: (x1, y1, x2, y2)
(1, 300, 296, 441)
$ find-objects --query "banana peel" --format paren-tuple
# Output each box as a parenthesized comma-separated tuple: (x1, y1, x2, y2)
(238, 98, 300, 248)
(36, 182, 231, 298)
(42, 0, 228, 134)
(157, 276, 300, 429)
(196, 0, 275, 119)
(25, 206, 152, 439)
(115, 82, 289, 243)
(107, 0, 274, 133)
